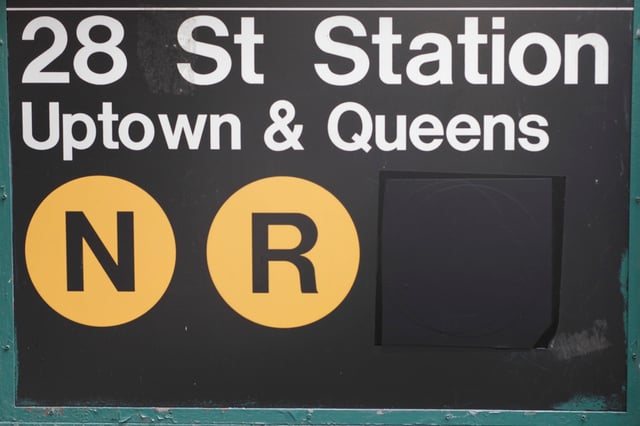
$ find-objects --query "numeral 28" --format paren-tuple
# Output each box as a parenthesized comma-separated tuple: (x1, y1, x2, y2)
(22, 15, 127, 85)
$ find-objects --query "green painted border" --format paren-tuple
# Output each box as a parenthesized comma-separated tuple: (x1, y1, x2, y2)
(0, 1, 639, 424)
(0, 0, 14, 421)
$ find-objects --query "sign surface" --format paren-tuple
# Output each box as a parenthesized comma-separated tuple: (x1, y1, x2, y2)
(7, 0, 633, 411)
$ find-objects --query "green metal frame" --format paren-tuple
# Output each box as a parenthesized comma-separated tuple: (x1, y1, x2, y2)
(0, 0, 639, 424)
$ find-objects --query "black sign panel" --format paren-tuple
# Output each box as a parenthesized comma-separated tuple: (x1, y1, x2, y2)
(9, 0, 632, 410)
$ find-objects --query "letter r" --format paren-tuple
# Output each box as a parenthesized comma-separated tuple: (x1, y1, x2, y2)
(251, 213, 318, 294)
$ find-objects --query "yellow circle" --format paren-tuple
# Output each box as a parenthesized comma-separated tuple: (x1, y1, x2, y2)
(25, 176, 176, 327)
(207, 176, 360, 328)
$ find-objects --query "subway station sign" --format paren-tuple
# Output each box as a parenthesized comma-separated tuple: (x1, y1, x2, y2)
(4, 0, 637, 417)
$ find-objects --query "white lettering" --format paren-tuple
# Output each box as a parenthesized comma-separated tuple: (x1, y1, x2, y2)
(314, 16, 370, 86)
(176, 16, 232, 85)
(509, 33, 562, 86)
(233, 17, 264, 84)
(159, 114, 208, 150)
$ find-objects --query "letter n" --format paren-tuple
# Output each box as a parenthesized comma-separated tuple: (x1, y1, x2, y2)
(66, 211, 135, 292)
(252, 213, 318, 294)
